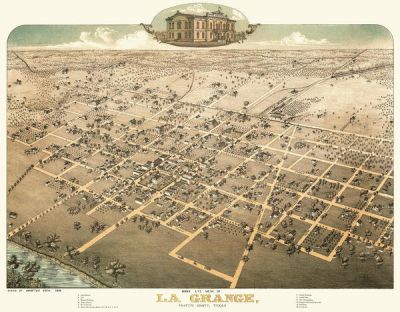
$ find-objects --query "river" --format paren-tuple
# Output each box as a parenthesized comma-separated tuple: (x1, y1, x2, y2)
(7, 242, 97, 288)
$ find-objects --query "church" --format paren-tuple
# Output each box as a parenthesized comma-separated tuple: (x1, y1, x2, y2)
(165, 7, 236, 46)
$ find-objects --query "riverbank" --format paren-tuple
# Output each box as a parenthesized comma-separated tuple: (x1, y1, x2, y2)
(7, 240, 110, 288)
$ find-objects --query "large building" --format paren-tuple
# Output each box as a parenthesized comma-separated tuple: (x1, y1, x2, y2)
(165, 7, 236, 46)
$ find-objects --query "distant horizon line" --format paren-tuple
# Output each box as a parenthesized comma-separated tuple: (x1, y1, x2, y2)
(7, 47, 394, 51)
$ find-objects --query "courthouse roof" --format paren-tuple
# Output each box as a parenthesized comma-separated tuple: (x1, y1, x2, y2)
(166, 9, 236, 22)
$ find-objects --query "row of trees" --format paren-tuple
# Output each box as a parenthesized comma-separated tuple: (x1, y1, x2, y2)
(19, 230, 127, 285)
(8, 164, 34, 193)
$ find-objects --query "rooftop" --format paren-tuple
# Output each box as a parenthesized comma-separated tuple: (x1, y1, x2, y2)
(166, 7, 235, 22)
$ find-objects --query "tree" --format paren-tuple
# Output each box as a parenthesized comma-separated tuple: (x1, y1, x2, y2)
(21, 231, 32, 243)
(90, 221, 106, 233)
(45, 233, 61, 252)
(105, 260, 126, 283)
(65, 245, 80, 259)
(35, 239, 43, 249)
(7, 255, 21, 269)
(68, 206, 81, 215)
(73, 221, 81, 230)
(22, 261, 40, 280)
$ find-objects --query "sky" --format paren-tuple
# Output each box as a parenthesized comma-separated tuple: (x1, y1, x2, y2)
(7, 3, 393, 50)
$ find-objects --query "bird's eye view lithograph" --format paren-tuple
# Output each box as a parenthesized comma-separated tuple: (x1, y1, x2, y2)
(5, 2, 394, 291)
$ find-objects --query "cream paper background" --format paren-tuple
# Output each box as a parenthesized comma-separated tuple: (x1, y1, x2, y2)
(0, 0, 398, 311)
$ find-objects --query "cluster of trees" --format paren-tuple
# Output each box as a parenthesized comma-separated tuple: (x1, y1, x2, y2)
(90, 221, 107, 233)
(18, 228, 128, 286)
(105, 260, 126, 283)
(7, 255, 44, 288)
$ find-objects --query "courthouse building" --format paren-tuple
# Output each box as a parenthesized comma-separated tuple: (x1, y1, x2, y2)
(165, 7, 236, 46)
